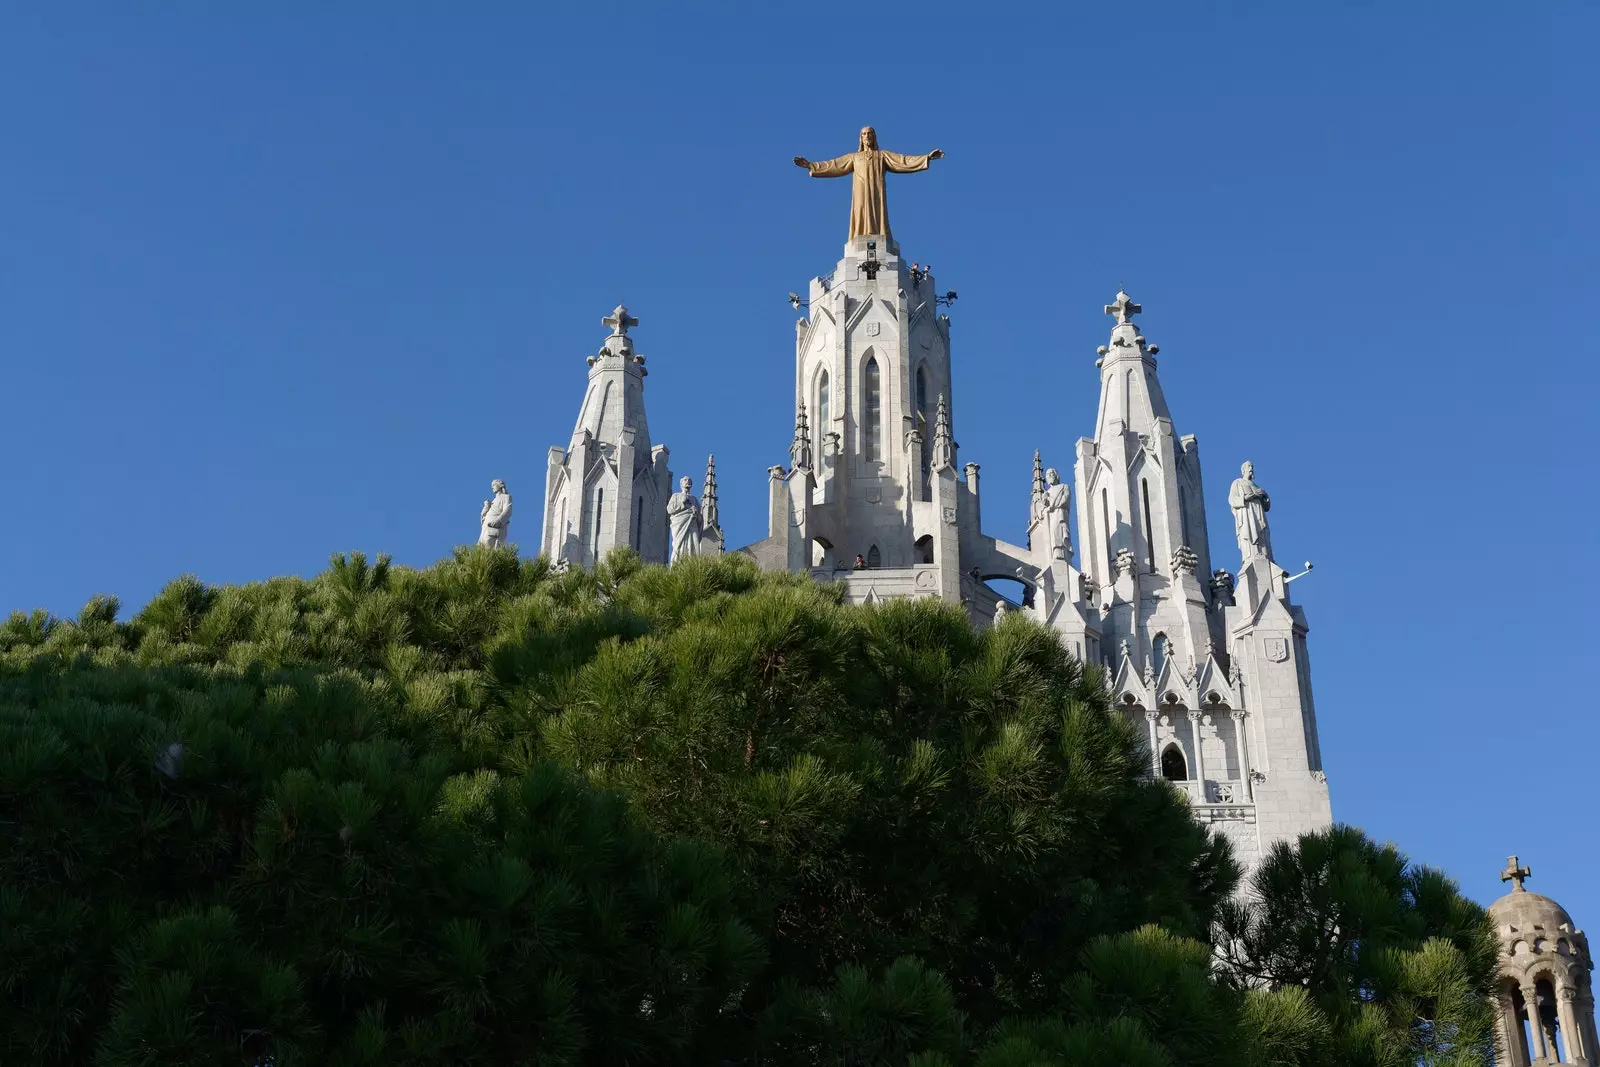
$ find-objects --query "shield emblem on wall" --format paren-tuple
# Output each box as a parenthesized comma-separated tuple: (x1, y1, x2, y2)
(1263, 637, 1289, 663)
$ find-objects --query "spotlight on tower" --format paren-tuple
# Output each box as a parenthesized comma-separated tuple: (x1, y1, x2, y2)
(1284, 561, 1315, 583)
(788, 292, 808, 310)
(936, 290, 958, 307)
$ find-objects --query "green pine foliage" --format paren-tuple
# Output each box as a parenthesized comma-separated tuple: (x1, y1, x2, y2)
(0, 547, 1498, 1065)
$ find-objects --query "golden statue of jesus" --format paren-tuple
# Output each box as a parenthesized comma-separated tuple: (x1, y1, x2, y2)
(794, 126, 944, 241)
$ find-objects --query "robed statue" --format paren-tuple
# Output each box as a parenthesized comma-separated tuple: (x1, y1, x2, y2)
(1042, 468, 1072, 562)
(794, 126, 943, 240)
(1228, 461, 1273, 562)
(478, 479, 513, 548)
(667, 475, 703, 563)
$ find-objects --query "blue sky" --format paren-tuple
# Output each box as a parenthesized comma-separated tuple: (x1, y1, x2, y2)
(3, 7, 1595, 923)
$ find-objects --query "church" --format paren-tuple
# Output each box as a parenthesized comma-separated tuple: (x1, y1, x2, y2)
(537, 125, 1328, 873)
(526, 124, 1596, 1063)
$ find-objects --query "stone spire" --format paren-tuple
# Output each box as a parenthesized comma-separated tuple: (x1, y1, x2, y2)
(790, 401, 814, 473)
(541, 304, 673, 566)
(703, 454, 723, 552)
(931, 393, 954, 470)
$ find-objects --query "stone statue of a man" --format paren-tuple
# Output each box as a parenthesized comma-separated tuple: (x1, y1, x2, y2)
(478, 479, 513, 548)
(1043, 468, 1071, 561)
(667, 475, 703, 563)
(1228, 461, 1273, 562)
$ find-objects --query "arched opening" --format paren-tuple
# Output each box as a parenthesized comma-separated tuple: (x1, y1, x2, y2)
(591, 488, 605, 560)
(1152, 632, 1168, 677)
(1160, 744, 1188, 782)
(863, 355, 882, 463)
(1533, 976, 1565, 1062)
(915, 535, 933, 564)
(982, 575, 1033, 610)
(915, 364, 932, 498)
(816, 367, 830, 439)
(866, 544, 881, 569)
(812, 535, 834, 568)
(633, 496, 643, 549)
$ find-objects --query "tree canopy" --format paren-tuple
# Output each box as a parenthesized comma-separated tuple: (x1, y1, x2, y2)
(0, 548, 1499, 1065)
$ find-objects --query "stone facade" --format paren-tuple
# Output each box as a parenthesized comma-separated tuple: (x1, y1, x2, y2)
(538, 226, 1333, 871)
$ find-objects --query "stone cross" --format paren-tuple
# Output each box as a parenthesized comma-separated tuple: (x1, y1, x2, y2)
(1500, 855, 1531, 892)
(603, 304, 638, 337)
(1104, 290, 1141, 325)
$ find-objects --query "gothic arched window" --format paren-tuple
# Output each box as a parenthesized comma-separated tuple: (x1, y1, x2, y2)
(867, 544, 881, 569)
(816, 368, 830, 439)
(864, 355, 882, 463)
(592, 488, 605, 560)
(1160, 744, 1188, 782)
(915, 364, 931, 497)
(1152, 633, 1168, 677)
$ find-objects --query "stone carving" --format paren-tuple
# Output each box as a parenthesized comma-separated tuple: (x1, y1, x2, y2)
(667, 475, 703, 563)
(1311, 770, 1327, 785)
(1171, 545, 1198, 575)
(790, 402, 814, 473)
(1042, 468, 1071, 561)
(931, 394, 954, 470)
(993, 600, 1009, 622)
(1214, 782, 1235, 804)
(1228, 460, 1274, 562)
(549, 557, 572, 576)
(1079, 574, 1099, 604)
(1104, 290, 1142, 325)
(794, 126, 944, 241)
(1114, 547, 1137, 580)
(1264, 637, 1288, 663)
(1209, 569, 1236, 606)
(478, 479, 513, 548)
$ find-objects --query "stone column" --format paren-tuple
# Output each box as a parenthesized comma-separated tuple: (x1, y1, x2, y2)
(1187, 710, 1207, 798)
(1232, 710, 1253, 802)
(1557, 979, 1586, 1064)
(1524, 984, 1549, 1062)
(1498, 989, 1530, 1067)
(1145, 711, 1160, 777)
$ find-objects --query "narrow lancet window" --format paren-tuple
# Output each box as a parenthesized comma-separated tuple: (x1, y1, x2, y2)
(916, 365, 931, 497)
(1141, 479, 1156, 573)
(592, 489, 605, 559)
(864, 357, 882, 463)
(817, 369, 830, 438)
(1161, 745, 1188, 782)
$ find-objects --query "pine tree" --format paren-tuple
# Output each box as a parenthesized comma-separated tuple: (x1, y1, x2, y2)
(0, 548, 1498, 1065)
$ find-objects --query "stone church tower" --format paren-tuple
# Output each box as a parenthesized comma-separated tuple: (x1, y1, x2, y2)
(1490, 857, 1597, 1065)
(735, 224, 1329, 867)
(529, 134, 1333, 871)
(540, 305, 674, 566)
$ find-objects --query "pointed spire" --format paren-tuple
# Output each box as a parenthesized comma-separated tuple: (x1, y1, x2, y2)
(790, 401, 814, 472)
(703, 455, 719, 530)
(931, 393, 954, 470)
(703, 454, 722, 546)
(1029, 450, 1047, 550)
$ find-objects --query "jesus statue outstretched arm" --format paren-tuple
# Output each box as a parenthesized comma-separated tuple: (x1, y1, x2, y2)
(797, 154, 855, 178)
(881, 149, 940, 173)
